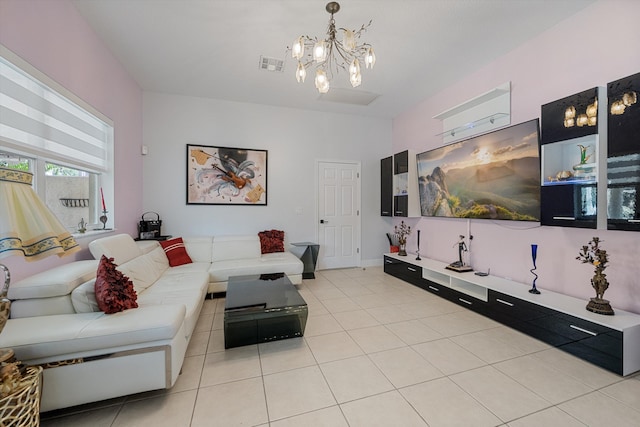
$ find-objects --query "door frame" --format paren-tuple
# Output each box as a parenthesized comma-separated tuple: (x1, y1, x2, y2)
(315, 159, 362, 270)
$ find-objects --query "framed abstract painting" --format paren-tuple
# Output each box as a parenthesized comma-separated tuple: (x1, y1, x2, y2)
(186, 144, 268, 205)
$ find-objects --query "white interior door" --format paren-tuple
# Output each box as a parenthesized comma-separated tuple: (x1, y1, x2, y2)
(317, 161, 361, 270)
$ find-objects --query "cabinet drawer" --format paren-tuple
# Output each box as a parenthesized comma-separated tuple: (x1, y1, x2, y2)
(488, 291, 551, 322)
(384, 257, 421, 282)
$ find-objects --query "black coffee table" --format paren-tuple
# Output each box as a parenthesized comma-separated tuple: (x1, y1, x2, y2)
(224, 273, 308, 349)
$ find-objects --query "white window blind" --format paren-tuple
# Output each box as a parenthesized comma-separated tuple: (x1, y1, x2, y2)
(0, 54, 112, 172)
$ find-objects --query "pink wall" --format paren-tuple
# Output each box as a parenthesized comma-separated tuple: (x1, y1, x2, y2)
(0, 0, 143, 281)
(393, 0, 640, 313)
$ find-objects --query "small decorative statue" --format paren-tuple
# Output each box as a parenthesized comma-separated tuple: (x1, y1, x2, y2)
(576, 237, 614, 315)
(446, 234, 472, 272)
(394, 221, 411, 256)
(77, 218, 87, 234)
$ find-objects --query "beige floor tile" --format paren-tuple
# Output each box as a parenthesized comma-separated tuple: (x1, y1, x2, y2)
(450, 366, 551, 422)
(41, 406, 120, 427)
(191, 377, 267, 427)
(200, 345, 261, 387)
(112, 390, 197, 427)
(385, 319, 443, 345)
(270, 406, 349, 427)
(320, 296, 361, 313)
(339, 283, 374, 297)
(421, 311, 498, 337)
(258, 337, 316, 375)
(200, 298, 217, 315)
(170, 354, 204, 393)
(312, 287, 347, 300)
(483, 325, 551, 354)
(351, 293, 389, 309)
(340, 390, 428, 426)
(559, 391, 640, 426)
(263, 365, 336, 421)
(412, 338, 486, 375)
(333, 309, 380, 330)
(375, 290, 417, 305)
(451, 329, 531, 363)
(212, 312, 224, 330)
(185, 330, 210, 357)
(400, 377, 502, 427)
(193, 313, 213, 333)
(320, 355, 394, 403)
(303, 313, 344, 337)
(531, 348, 621, 389)
(369, 346, 443, 388)
(506, 407, 587, 427)
(347, 325, 406, 353)
(305, 331, 364, 363)
(494, 354, 594, 404)
(206, 329, 226, 353)
(601, 378, 640, 411)
(366, 305, 416, 324)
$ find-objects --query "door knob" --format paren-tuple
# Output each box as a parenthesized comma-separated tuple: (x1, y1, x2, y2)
(320, 219, 329, 224)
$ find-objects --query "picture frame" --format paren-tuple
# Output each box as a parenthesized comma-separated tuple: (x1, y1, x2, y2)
(186, 144, 268, 205)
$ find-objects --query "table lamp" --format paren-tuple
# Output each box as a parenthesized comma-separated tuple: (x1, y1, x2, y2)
(0, 167, 80, 358)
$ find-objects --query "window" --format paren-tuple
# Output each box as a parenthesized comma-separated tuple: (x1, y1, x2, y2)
(0, 47, 114, 233)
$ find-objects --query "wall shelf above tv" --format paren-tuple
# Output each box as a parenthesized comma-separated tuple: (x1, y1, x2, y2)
(434, 82, 511, 144)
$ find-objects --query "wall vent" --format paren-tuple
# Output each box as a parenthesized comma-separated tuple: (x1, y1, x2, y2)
(259, 56, 284, 73)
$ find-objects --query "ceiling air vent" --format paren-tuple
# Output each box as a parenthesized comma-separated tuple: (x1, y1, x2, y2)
(259, 56, 284, 73)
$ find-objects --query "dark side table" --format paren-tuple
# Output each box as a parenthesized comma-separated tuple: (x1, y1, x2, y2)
(290, 242, 320, 279)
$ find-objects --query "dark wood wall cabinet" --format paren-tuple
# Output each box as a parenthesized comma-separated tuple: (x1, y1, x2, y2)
(607, 72, 640, 231)
(540, 87, 603, 229)
(380, 150, 420, 217)
(380, 156, 393, 216)
(384, 254, 640, 376)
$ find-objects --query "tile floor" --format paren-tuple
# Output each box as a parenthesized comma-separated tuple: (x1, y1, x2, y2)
(41, 267, 640, 426)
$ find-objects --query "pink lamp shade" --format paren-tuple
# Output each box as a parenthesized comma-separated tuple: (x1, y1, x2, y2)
(0, 167, 80, 262)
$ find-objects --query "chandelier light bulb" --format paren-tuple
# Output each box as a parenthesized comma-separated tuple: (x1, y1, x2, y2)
(315, 69, 330, 93)
(295, 62, 306, 83)
(365, 47, 376, 69)
(292, 36, 304, 59)
(349, 58, 360, 76)
(350, 70, 362, 88)
(313, 40, 327, 63)
(343, 29, 356, 51)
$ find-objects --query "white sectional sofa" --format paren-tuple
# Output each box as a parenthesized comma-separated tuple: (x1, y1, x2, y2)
(0, 233, 304, 411)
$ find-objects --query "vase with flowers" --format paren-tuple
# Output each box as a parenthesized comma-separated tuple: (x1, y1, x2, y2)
(576, 237, 614, 315)
(394, 221, 411, 256)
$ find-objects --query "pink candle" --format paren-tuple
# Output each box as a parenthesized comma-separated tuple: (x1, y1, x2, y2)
(100, 188, 106, 211)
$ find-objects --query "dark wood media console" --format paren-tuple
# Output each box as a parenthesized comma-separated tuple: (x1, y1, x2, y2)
(384, 254, 640, 376)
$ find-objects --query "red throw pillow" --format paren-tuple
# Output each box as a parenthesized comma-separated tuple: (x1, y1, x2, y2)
(258, 230, 285, 254)
(160, 237, 193, 267)
(94, 255, 138, 314)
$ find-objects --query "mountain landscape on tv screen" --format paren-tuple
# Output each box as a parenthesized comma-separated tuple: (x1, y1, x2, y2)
(418, 156, 540, 220)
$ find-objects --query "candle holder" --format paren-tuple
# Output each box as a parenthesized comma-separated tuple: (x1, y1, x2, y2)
(529, 244, 540, 294)
(99, 210, 108, 230)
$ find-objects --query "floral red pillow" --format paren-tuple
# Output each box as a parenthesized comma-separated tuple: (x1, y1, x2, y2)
(258, 230, 285, 254)
(94, 255, 138, 314)
(160, 237, 193, 267)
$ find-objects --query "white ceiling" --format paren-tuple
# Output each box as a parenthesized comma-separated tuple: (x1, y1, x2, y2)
(72, 0, 596, 119)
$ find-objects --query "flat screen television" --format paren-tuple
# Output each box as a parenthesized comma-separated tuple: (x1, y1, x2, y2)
(416, 119, 541, 221)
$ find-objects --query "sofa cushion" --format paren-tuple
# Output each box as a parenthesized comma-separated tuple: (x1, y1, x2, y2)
(10, 296, 76, 318)
(211, 235, 261, 261)
(258, 229, 285, 254)
(160, 237, 192, 267)
(95, 256, 138, 314)
(71, 279, 99, 313)
(182, 237, 213, 263)
(89, 234, 142, 265)
(8, 260, 99, 300)
(209, 251, 303, 283)
(116, 248, 168, 294)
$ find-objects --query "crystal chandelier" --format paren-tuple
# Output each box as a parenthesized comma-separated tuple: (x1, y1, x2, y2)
(290, 2, 376, 94)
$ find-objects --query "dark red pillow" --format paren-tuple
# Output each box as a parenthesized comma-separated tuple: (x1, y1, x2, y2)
(258, 230, 285, 254)
(160, 237, 193, 267)
(94, 255, 138, 314)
